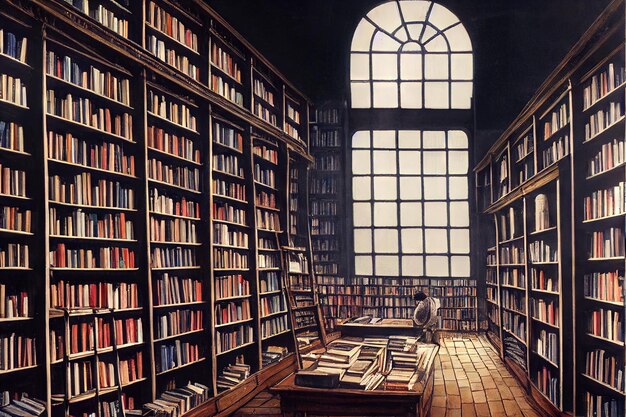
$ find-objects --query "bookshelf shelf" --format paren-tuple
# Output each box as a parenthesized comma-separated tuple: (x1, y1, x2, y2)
(582, 115, 625, 144)
(582, 81, 626, 112)
(46, 74, 133, 110)
(155, 357, 207, 376)
(46, 114, 134, 144)
(153, 328, 205, 343)
(147, 112, 199, 135)
(585, 333, 625, 347)
(581, 373, 626, 396)
(148, 146, 202, 166)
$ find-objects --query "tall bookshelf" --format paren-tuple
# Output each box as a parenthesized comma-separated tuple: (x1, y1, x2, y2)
(0, 0, 314, 415)
(309, 102, 349, 332)
(475, 1, 624, 416)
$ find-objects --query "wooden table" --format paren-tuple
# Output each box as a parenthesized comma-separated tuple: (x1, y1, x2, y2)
(338, 319, 420, 337)
(272, 344, 439, 417)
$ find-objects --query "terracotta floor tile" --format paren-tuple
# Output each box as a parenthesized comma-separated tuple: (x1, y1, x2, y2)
(472, 390, 487, 403)
(433, 395, 447, 408)
(475, 402, 491, 417)
(461, 403, 477, 417)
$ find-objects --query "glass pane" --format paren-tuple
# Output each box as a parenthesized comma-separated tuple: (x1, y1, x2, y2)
(351, 19, 377, 52)
(400, 82, 423, 109)
(373, 82, 399, 108)
(451, 256, 471, 277)
(355, 255, 373, 275)
(401, 228, 423, 254)
(352, 131, 371, 148)
(426, 255, 449, 277)
(424, 202, 448, 226)
(374, 229, 399, 253)
(352, 150, 371, 174)
(372, 31, 402, 52)
(451, 82, 473, 109)
(368, 2, 403, 34)
(448, 150, 469, 174)
(401, 42, 421, 52)
(402, 256, 423, 276)
(374, 177, 397, 200)
(425, 228, 448, 253)
(353, 176, 371, 201)
(424, 177, 447, 200)
(400, 53, 422, 81)
(399, 2, 430, 24)
(351, 53, 370, 81)
(399, 151, 421, 174)
(448, 130, 469, 148)
(372, 53, 398, 80)
(425, 54, 449, 80)
(373, 150, 397, 174)
(421, 26, 438, 44)
(375, 255, 399, 276)
(429, 4, 460, 30)
(424, 81, 450, 109)
(351, 82, 371, 108)
(423, 131, 446, 149)
(354, 229, 373, 253)
(424, 34, 448, 52)
(400, 202, 422, 227)
(373, 131, 396, 149)
(406, 23, 425, 42)
(400, 177, 422, 200)
(445, 24, 472, 52)
(450, 202, 470, 227)
(450, 229, 470, 254)
(423, 151, 447, 174)
(398, 131, 421, 149)
(374, 202, 398, 227)
(353, 202, 372, 227)
(449, 177, 469, 200)
(451, 53, 473, 80)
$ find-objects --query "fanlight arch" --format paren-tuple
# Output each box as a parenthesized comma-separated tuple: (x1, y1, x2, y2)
(350, 1, 473, 109)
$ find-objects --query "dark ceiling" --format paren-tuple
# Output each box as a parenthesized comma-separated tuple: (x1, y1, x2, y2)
(208, 0, 613, 146)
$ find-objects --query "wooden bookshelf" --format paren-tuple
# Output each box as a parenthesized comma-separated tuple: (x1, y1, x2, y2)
(474, 1, 625, 415)
(0, 0, 313, 415)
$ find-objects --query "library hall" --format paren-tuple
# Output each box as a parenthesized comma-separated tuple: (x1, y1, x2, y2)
(0, 0, 623, 416)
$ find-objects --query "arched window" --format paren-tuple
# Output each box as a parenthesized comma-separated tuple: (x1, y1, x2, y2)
(350, 1, 473, 109)
(350, 1, 473, 280)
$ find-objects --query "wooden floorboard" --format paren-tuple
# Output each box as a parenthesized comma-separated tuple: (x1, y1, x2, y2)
(232, 334, 546, 417)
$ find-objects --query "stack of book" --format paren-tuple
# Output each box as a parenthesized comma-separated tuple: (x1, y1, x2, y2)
(143, 382, 210, 417)
(0, 394, 45, 417)
(217, 363, 251, 392)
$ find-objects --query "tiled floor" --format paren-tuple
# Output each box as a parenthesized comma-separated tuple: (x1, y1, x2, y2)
(233, 334, 545, 417)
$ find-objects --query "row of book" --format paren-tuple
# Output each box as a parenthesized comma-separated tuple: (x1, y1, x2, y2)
(501, 269, 525, 288)
(213, 122, 243, 151)
(50, 281, 139, 310)
(143, 381, 210, 417)
(583, 63, 625, 110)
(217, 361, 249, 392)
(50, 208, 134, 240)
(253, 103, 277, 127)
(150, 217, 197, 244)
(254, 165, 276, 188)
(213, 202, 247, 226)
(0, 121, 24, 153)
(49, 244, 135, 269)
(501, 289, 526, 313)
(0, 243, 27, 268)
(528, 240, 558, 263)
(285, 103, 300, 124)
(210, 75, 244, 107)
(588, 228, 624, 259)
(215, 274, 250, 300)
(535, 366, 559, 406)
(154, 274, 202, 306)
(531, 268, 558, 293)
(147, 1, 199, 53)
(530, 298, 559, 326)
(588, 308, 623, 342)
(157, 340, 201, 374)
(46, 91, 133, 140)
(213, 154, 243, 177)
(312, 129, 341, 147)
(541, 134, 569, 169)
(584, 102, 624, 141)
(48, 131, 135, 176)
(213, 179, 246, 201)
(259, 272, 280, 293)
(502, 311, 526, 341)
(514, 132, 534, 161)
(213, 248, 248, 269)
(114, 317, 143, 346)
(216, 324, 253, 354)
(150, 188, 200, 219)
(253, 144, 278, 164)
(255, 190, 276, 208)
(151, 246, 196, 269)
(587, 138, 625, 178)
(148, 126, 200, 163)
(46, 50, 131, 106)
(261, 314, 289, 339)
(0, 165, 25, 198)
(310, 200, 337, 216)
(584, 392, 621, 417)
(90, 4, 128, 37)
(211, 43, 242, 83)
(258, 254, 280, 268)
(583, 271, 623, 303)
(583, 182, 625, 221)
(499, 243, 525, 264)
(543, 102, 569, 139)
(155, 309, 202, 339)
(148, 159, 200, 191)
(0, 393, 45, 417)
(146, 36, 200, 81)
(284, 124, 300, 141)
(260, 295, 285, 317)
(215, 300, 250, 326)
(535, 329, 558, 363)
(253, 79, 274, 106)
(0, 333, 36, 370)
(256, 210, 280, 231)
(0, 29, 27, 63)
(49, 173, 134, 208)
(0, 285, 28, 318)
(0, 74, 26, 107)
(584, 348, 623, 391)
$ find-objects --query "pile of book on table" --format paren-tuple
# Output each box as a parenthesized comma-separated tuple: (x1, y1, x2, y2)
(217, 360, 251, 393)
(262, 345, 289, 367)
(142, 381, 210, 417)
(294, 335, 437, 392)
(0, 393, 45, 417)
